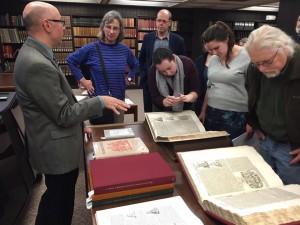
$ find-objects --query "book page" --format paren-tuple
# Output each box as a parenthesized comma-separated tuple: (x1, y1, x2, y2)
(203, 184, 300, 224)
(145, 110, 227, 142)
(93, 137, 149, 159)
(95, 196, 204, 225)
(215, 185, 300, 210)
(177, 146, 283, 202)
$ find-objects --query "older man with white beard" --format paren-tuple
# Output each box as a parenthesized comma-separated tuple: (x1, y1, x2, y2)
(244, 25, 300, 185)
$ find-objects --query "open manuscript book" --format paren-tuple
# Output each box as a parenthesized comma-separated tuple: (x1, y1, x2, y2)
(177, 146, 300, 225)
(145, 110, 228, 142)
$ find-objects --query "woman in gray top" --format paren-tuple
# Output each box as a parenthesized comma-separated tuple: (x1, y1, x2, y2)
(199, 21, 250, 139)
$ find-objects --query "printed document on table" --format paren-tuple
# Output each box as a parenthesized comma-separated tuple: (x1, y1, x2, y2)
(95, 196, 204, 225)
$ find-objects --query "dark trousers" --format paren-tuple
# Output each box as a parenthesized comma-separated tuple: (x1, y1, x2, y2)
(35, 168, 79, 225)
(142, 84, 153, 113)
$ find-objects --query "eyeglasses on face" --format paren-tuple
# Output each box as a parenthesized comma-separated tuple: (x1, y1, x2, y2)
(156, 19, 169, 24)
(47, 19, 65, 26)
(104, 25, 120, 32)
(251, 50, 279, 68)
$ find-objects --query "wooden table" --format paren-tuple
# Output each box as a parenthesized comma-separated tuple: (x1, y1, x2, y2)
(0, 73, 14, 92)
(84, 122, 230, 225)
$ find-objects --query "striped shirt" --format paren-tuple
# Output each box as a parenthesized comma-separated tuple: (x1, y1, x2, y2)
(67, 41, 139, 100)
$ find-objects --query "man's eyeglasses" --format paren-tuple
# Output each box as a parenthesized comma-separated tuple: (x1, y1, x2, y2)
(47, 19, 65, 26)
(156, 19, 169, 24)
(104, 25, 120, 32)
(251, 50, 278, 68)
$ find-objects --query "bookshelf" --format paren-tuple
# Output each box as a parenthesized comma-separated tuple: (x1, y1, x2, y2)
(0, 14, 26, 70)
(208, 20, 277, 42)
(137, 16, 193, 57)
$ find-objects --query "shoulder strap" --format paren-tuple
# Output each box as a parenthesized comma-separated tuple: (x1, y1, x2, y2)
(94, 43, 111, 96)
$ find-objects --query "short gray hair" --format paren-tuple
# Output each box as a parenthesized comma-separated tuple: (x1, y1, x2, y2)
(98, 10, 124, 42)
(244, 25, 296, 57)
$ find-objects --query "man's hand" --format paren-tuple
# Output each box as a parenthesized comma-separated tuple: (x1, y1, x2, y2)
(289, 148, 300, 165)
(100, 96, 130, 115)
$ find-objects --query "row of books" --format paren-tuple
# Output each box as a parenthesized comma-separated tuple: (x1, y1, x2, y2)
(0, 28, 26, 43)
(59, 64, 73, 76)
(0, 14, 24, 26)
(74, 37, 98, 47)
(53, 40, 73, 53)
(137, 19, 157, 30)
(233, 21, 255, 30)
(2, 45, 19, 59)
(73, 26, 99, 37)
(121, 39, 136, 48)
(53, 52, 72, 64)
(72, 17, 135, 27)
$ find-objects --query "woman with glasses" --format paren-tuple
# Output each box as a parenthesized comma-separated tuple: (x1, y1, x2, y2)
(67, 10, 139, 124)
(199, 21, 251, 140)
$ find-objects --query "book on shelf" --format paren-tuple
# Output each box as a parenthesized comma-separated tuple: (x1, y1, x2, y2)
(89, 152, 176, 195)
(93, 137, 149, 159)
(95, 196, 204, 225)
(145, 110, 228, 142)
(91, 188, 174, 208)
(177, 146, 300, 225)
(102, 127, 135, 140)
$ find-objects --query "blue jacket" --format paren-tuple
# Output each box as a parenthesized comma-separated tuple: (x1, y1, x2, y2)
(138, 31, 186, 85)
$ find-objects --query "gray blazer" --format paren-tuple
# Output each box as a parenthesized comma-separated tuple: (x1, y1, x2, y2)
(14, 38, 102, 174)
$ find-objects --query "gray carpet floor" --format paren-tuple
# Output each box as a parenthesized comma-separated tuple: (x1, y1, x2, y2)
(17, 89, 144, 225)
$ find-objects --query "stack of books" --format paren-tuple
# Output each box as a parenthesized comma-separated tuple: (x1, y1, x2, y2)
(88, 152, 176, 207)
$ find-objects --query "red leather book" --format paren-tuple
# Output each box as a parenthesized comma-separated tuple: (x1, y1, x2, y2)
(90, 152, 176, 195)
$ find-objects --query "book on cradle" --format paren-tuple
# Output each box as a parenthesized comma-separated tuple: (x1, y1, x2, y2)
(145, 110, 228, 142)
(95, 196, 204, 225)
(93, 137, 149, 159)
(177, 145, 300, 225)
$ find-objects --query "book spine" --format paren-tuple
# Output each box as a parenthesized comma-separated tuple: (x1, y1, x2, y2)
(94, 175, 176, 195)
(92, 183, 175, 201)
(91, 188, 174, 207)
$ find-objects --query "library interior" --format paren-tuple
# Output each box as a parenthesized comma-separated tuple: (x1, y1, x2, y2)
(0, 0, 299, 225)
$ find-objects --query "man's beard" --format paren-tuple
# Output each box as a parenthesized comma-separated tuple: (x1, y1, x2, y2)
(263, 70, 281, 78)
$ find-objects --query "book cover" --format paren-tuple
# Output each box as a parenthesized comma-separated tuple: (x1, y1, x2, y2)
(90, 152, 176, 195)
(145, 110, 228, 142)
(177, 146, 300, 225)
(103, 127, 135, 140)
(92, 188, 174, 207)
(93, 137, 149, 159)
(95, 196, 204, 225)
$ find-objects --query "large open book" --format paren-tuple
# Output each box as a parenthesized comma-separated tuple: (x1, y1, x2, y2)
(177, 146, 300, 225)
(145, 110, 228, 142)
(95, 196, 204, 225)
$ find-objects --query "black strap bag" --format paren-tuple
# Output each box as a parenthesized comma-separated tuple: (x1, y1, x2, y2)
(89, 43, 114, 125)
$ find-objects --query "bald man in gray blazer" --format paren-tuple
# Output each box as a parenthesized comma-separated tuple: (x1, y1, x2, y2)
(13, 2, 129, 225)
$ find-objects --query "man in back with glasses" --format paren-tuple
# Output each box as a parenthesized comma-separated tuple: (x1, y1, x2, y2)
(139, 9, 186, 113)
(244, 25, 300, 185)
(14, 2, 129, 225)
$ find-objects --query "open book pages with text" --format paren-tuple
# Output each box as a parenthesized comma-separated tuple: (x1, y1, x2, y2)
(95, 196, 204, 225)
(177, 146, 300, 225)
(93, 137, 149, 159)
(145, 110, 228, 142)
